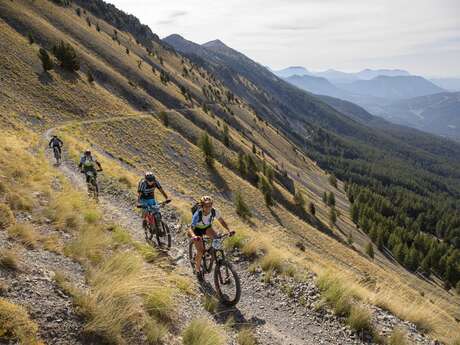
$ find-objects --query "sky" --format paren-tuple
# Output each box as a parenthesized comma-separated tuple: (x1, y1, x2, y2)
(109, 0, 460, 78)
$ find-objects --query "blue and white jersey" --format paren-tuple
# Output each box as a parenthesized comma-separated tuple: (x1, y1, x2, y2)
(191, 208, 220, 230)
(138, 178, 161, 199)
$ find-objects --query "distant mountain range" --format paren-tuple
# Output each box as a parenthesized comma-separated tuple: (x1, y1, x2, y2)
(274, 66, 460, 140)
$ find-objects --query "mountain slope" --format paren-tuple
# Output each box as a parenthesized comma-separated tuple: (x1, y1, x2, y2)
(284, 74, 350, 99)
(377, 92, 460, 141)
(337, 75, 445, 99)
(1, 0, 459, 343)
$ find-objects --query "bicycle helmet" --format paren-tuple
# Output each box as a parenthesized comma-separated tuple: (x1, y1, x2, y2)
(200, 195, 213, 206)
(145, 171, 156, 182)
(84, 149, 91, 156)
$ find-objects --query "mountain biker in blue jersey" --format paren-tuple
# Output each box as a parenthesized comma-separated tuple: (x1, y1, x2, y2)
(137, 171, 170, 211)
(48, 135, 63, 155)
(188, 195, 234, 280)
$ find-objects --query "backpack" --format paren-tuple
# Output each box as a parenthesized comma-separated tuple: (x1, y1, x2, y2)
(191, 202, 216, 223)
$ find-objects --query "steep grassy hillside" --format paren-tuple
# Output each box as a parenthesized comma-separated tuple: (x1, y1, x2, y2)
(1, 0, 459, 344)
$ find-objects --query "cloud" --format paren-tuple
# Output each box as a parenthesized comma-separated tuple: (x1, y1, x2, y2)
(266, 23, 319, 31)
(157, 9, 188, 25)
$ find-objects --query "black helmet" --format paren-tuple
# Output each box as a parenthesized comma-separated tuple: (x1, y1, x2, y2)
(84, 149, 91, 156)
(145, 171, 155, 182)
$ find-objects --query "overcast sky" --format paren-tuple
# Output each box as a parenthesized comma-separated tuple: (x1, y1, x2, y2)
(109, 0, 460, 78)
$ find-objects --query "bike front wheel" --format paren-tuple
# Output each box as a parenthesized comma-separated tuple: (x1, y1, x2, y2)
(188, 240, 213, 273)
(214, 260, 241, 306)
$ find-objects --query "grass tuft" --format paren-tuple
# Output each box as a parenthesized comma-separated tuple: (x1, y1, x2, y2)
(64, 225, 111, 264)
(0, 204, 15, 229)
(182, 318, 225, 345)
(0, 298, 41, 344)
(134, 242, 158, 263)
(7, 223, 41, 248)
(347, 305, 373, 333)
(144, 317, 168, 345)
(237, 327, 257, 345)
(202, 294, 219, 314)
(0, 248, 20, 270)
(388, 327, 407, 345)
(144, 288, 176, 323)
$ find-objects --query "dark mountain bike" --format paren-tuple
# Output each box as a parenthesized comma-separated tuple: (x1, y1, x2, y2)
(52, 146, 61, 165)
(138, 200, 172, 249)
(83, 169, 102, 202)
(188, 233, 241, 306)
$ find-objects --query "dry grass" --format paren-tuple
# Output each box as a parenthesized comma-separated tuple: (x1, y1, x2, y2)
(144, 287, 176, 323)
(144, 317, 168, 345)
(237, 327, 257, 345)
(0, 248, 20, 270)
(201, 294, 219, 314)
(388, 327, 407, 345)
(182, 318, 225, 345)
(0, 204, 15, 229)
(64, 225, 111, 264)
(0, 298, 42, 345)
(7, 223, 41, 248)
(347, 305, 373, 333)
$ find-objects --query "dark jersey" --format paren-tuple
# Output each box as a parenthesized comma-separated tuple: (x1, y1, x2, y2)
(138, 178, 161, 199)
(49, 137, 63, 147)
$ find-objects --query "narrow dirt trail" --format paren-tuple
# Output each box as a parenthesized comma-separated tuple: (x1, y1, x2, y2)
(42, 116, 373, 345)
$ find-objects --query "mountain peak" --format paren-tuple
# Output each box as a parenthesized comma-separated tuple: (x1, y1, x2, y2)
(202, 39, 227, 49)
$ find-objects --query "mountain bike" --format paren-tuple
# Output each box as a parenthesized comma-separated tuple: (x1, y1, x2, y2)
(83, 169, 102, 201)
(52, 146, 61, 165)
(138, 200, 172, 249)
(188, 232, 241, 306)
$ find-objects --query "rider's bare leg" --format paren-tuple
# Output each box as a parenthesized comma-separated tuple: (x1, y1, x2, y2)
(194, 238, 205, 273)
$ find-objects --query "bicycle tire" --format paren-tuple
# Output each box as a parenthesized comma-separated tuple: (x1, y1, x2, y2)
(188, 240, 213, 273)
(214, 260, 241, 306)
(155, 221, 171, 249)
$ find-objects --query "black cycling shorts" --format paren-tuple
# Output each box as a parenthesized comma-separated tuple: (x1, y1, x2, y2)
(192, 226, 210, 237)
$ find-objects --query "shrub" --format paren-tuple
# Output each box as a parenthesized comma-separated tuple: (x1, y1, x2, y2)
(86, 17, 91, 27)
(329, 207, 337, 226)
(27, 32, 34, 45)
(126, 48, 130, 55)
(96, 23, 100, 32)
(86, 70, 94, 83)
(366, 242, 374, 259)
(258, 176, 273, 207)
(182, 318, 224, 345)
(294, 190, 305, 210)
(159, 111, 169, 127)
(237, 328, 257, 345)
(0, 298, 41, 344)
(235, 192, 251, 220)
(322, 191, 328, 204)
(0, 248, 19, 270)
(308, 201, 316, 216)
(327, 192, 335, 206)
(199, 133, 214, 166)
(0, 204, 14, 229)
(75, 7, 81, 16)
(52, 41, 80, 72)
(38, 48, 53, 72)
(329, 174, 338, 188)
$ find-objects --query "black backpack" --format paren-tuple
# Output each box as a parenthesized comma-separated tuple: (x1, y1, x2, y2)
(191, 202, 216, 223)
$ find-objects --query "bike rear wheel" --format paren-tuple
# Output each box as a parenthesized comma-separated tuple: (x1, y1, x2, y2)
(155, 221, 171, 249)
(214, 260, 241, 306)
(53, 147, 61, 164)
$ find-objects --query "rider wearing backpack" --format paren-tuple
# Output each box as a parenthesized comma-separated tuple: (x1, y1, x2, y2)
(188, 195, 234, 280)
(78, 150, 102, 182)
(48, 135, 63, 155)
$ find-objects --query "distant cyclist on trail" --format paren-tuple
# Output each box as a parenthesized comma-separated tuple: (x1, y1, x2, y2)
(137, 171, 170, 211)
(48, 135, 63, 155)
(78, 149, 102, 182)
(188, 196, 234, 280)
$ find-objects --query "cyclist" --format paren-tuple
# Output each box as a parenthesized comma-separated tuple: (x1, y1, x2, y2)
(48, 135, 63, 155)
(137, 171, 170, 213)
(188, 196, 234, 280)
(78, 149, 102, 183)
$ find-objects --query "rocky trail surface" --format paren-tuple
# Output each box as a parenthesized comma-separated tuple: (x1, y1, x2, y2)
(10, 117, 435, 345)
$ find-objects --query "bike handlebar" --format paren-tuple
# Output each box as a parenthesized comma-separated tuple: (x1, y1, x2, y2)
(136, 199, 171, 209)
